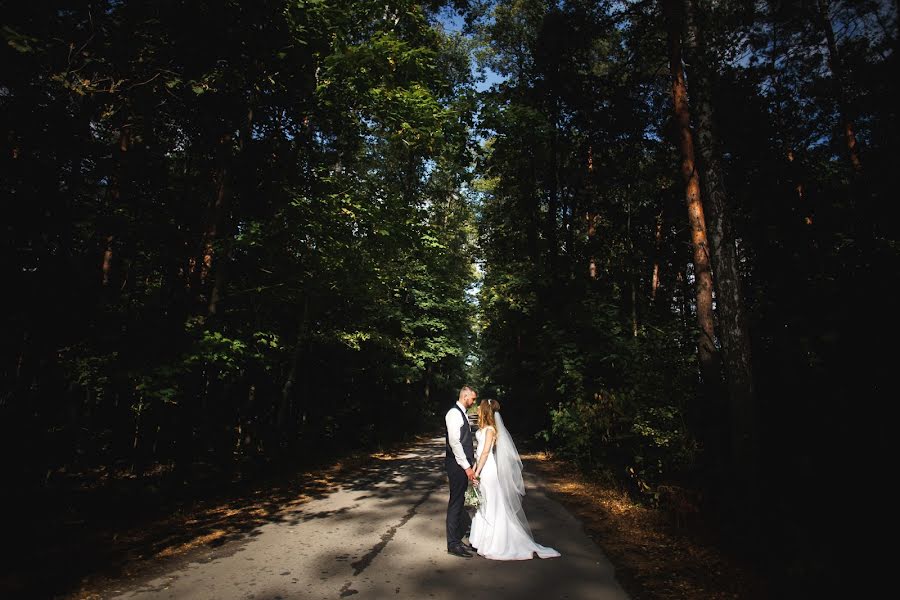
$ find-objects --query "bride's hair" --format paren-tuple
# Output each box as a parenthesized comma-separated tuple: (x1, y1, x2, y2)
(489, 399, 501, 413)
(478, 399, 498, 434)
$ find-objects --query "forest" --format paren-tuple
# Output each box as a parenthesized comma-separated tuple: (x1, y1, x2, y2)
(2, 0, 895, 597)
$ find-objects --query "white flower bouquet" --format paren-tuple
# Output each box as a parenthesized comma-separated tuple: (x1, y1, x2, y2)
(464, 480, 481, 509)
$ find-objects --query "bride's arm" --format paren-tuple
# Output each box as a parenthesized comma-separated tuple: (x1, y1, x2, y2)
(474, 427, 495, 478)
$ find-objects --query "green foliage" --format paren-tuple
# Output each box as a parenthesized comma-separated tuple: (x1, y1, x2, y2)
(472, 0, 704, 498)
(1, 0, 479, 476)
(542, 327, 699, 496)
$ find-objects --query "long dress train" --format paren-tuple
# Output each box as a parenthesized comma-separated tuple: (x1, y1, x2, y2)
(468, 425, 560, 560)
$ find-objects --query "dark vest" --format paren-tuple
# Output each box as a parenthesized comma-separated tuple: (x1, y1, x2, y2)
(445, 404, 475, 467)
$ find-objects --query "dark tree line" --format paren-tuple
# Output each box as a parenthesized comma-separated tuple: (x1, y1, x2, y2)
(1, 0, 479, 501)
(469, 0, 895, 594)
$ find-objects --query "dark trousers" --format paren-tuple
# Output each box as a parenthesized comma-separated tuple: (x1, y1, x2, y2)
(445, 460, 471, 548)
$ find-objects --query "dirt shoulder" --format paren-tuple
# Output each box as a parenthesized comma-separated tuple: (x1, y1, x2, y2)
(521, 450, 768, 600)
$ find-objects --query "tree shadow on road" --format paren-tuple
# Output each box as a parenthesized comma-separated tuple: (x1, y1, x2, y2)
(3, 434, 445, 599)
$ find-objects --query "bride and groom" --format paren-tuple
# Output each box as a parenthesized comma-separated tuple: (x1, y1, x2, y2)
(444, 385, 560, 560)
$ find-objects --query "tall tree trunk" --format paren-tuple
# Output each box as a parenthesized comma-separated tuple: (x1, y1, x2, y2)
(563, 203, 575, 261)
(207, 105, 253, 317)
(662, 0, 720, 393)
(101, 234, 115, 286)
(101, 128, 130, 288)
(586, 147, 599, 280)
(815, 0, 874, 250)
(546, 113, 560, 277)
(526, 185, 541, 267)
(205, 133, 233, 316)
(685, 0, 759, 517)
(816, 0, 862, 174)
(627, 201, 638, 337)
(678, 267, 691, 331)
(279, 296, 310, 433)
(197, 133, 232, 289)
(424, 364, 432, 407)
(587, 210, 599, 280)
(650, 205, 664, 303)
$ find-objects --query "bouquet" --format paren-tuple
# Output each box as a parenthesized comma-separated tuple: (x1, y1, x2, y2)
(464, 479, 481, 509)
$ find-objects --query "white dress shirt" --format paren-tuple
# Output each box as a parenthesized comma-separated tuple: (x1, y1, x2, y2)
(445, 401, 472, 470)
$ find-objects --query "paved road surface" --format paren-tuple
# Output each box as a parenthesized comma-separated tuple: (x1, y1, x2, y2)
(103, 436, 630, 600)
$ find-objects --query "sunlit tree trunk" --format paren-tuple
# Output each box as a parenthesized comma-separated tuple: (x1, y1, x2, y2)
(685, 0, 759, 513)
(662, 0, 720, 392)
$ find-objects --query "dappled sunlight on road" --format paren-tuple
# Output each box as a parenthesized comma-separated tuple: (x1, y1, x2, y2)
(80, 437, 628, 600)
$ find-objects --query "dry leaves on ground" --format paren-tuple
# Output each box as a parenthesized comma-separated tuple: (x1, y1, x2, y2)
(521, 450, 767, 600)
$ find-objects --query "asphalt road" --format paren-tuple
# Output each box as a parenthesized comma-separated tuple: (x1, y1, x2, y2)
(102, 436, 630, 600)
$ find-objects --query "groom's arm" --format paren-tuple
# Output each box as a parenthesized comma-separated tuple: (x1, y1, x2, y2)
(445, 409, 473, 473)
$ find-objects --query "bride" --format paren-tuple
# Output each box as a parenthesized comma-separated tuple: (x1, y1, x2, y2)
(468, 399, 560, 560)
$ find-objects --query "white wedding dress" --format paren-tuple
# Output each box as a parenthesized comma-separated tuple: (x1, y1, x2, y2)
(468, 422, 560, 560)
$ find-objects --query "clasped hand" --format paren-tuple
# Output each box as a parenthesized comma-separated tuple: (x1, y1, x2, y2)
(465, 467, 479, 484)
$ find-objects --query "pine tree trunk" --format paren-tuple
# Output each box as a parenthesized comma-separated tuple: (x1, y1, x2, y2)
(101, 128, 130, 288)
(662, 0, 720, 393)
(651, 206, 664, 303)
(203, 133, 232, 315)
(685, 0, 758, 515)
(206, 105, 253, 317)
(587, 210, 599, 280)
(280, 296, 310, 433)
(678, 267, 691, 331)
(627, 203, 638, 337)
(101, 234, 115, 286)
(546, 113, 560, 276)
(197, 133, 232, 289)
(586, 146, 599, 281)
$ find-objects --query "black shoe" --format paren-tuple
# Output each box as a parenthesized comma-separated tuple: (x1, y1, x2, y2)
(447, 544, 472, 558)
(462, 541, 477, 552)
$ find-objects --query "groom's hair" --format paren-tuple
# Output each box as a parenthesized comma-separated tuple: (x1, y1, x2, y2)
(459, 384, 475, 399)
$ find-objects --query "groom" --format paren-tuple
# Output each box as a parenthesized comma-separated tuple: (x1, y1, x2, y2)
(445, 385, 477, 557)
